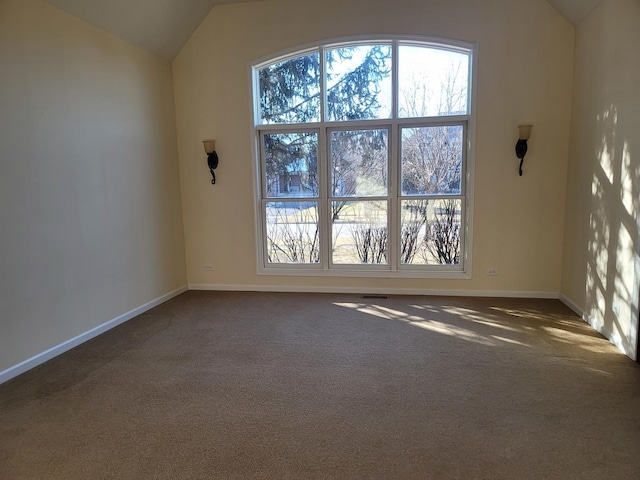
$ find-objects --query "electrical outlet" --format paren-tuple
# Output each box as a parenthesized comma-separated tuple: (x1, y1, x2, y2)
(487, 268, 498, 276)
(205, 264, 214, 271)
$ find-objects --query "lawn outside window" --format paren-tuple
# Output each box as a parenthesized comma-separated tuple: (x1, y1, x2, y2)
(252, 37, 476, 278)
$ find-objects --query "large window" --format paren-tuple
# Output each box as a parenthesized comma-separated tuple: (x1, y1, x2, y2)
(253, 38, 475, 277)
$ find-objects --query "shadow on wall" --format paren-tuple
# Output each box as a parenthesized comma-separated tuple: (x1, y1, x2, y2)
(586, 105, 640, 359)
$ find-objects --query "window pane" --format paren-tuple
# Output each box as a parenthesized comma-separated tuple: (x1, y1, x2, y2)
(265, 201, 319, 264)
(398, 46, 469, 118)
(401, 125, 463, 195)
(326, 45, 392, 121)
(264, 132, 318, 198)
(400, 199, 461, 266)
(330, 129, 388, 197)
(332, 200, 388, 265)
(258, 53, 320, 124)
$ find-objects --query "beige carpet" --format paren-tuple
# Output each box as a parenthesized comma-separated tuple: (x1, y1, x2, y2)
(1, 291, 639, 479)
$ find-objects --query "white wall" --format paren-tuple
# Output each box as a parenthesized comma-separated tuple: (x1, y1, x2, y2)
(561, 0, 640, 359)
(173, 0, 574, 295)
(0, 0, 187, 373)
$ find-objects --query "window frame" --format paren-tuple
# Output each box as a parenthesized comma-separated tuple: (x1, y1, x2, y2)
(251, 36, 477, 279)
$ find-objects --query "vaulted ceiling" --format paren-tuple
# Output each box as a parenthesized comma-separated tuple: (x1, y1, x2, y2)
(46, 0, 604, 59)
(549, 0, 603, 24)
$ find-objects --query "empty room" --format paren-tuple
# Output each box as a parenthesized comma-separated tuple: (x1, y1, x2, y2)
(1, 0, 639, 478)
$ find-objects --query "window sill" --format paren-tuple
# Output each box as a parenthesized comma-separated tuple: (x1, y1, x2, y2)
(257, 267, 471, 280)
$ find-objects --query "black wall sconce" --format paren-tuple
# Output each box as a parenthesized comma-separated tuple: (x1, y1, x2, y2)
(203, 139, 219, 185)
(515, 125, 532, 176)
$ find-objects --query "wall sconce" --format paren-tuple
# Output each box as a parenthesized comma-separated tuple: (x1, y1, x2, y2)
(515, 125, 532, 176)
(203, 139, 219, 184)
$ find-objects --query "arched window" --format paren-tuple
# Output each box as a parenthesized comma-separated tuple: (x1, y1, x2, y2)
(252, 38, 475, 276)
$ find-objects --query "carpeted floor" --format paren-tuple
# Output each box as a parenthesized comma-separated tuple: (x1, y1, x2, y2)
(1, 291, 639, 479)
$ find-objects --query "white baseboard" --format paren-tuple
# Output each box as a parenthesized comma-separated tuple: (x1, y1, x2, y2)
(0, 285, 188, 385)
(558, 294, 583, 317)
(9, 287, 616, 385)
(189, 283, 559, 299)
(559, 293, 635, 360)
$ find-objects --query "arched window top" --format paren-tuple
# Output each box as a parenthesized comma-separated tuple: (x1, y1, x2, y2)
(254, 38, 472, 126)
(251, 37, 475, 276)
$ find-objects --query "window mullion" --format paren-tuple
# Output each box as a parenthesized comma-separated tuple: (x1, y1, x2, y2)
(389, 40, 399, 269)
(319, 49, 329, 270)
(461, 121, 468, 195)
(392, 40, 399, 120)
(258, 132, 268, 269)
(460, 197, 467, 271)
(389, 123, 399, 272)
(319, 126, 329, 270)
(260, 199, 268, 269)
(320, 46, 326, 123)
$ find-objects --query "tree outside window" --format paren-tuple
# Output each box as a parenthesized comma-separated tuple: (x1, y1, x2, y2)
(254, 39, 472, 274)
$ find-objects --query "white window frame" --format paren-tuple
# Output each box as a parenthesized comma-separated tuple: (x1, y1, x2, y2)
(250, 36, 478, 279)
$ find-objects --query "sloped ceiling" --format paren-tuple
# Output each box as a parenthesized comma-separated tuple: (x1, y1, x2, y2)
(46, 0, 255, 59)
(548, 0, 603, 24)
(46, 0, 604, 60)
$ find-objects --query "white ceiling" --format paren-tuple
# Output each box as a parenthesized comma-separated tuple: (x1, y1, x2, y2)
(46, 0, 604, 60)
(548, 0, 603, 24)
(46, 0, 254, 59)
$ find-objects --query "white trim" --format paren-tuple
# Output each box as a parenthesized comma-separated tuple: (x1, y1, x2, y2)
(559, 293, 636, 360)
(252, 36, 476, 278)
(256, 266, 471, 279)
(464, 43, 479, 279)
(0, 286, 188, 385)
(251, 34, 476, 68)
(189, 283, 558, 298)
(558, 293, 583, 317)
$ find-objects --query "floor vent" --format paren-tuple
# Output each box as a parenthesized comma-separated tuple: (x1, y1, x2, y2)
(361, 295, 388, 299)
